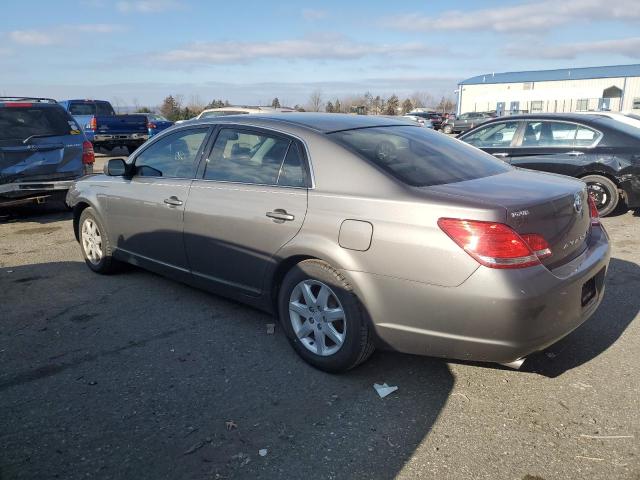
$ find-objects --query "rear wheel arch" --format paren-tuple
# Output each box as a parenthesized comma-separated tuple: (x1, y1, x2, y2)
(270, 255, 318, 312)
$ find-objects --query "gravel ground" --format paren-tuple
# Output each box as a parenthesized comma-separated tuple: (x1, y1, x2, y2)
(0, 190, 638, 480)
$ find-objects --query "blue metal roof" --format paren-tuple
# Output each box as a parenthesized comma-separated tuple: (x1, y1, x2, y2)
(460, 64, 640, 85)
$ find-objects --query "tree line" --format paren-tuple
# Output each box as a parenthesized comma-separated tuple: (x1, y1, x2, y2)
(143, 91, 456, 121)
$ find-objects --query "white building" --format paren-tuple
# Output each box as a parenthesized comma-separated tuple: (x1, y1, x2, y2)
(457, 64, 640, 116)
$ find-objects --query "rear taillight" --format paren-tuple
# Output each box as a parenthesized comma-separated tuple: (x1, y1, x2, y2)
(588, 195, 600, 226)
(438, 218, 551, 269)
(147, 122, 156, 129)
(520, 233, 552, 260)
(5, 102, 33, 107)
(82, 141, 95, 165)
(89, 117, 97, 131)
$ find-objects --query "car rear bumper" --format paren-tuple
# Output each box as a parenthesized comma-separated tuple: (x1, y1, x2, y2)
(93, 133, 148, 143)
(347, 225, 611, 365)
(0, 174, 91, 205)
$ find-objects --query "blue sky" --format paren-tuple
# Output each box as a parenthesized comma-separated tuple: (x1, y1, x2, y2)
(1, 0, 639, 107)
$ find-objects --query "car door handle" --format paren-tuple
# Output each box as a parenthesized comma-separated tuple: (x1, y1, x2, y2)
(567, 151, 585, 156)
(493, 152, 509, 158)
(266, 209, 295, 222)
(164, 196, 183, 206)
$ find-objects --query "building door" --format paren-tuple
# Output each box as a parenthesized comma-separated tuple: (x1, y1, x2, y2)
(509, 101, 520, 113)
(496, 102, 505, 116)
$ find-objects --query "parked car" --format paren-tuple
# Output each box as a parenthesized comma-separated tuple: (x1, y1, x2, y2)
(144, 113, 173, 137)
(68, 113, 610, 373)
(402, 114, 434, 128)
(59, 100, 148, 153)
(408, 111, 443, 130)
(1, 97, 94, 207)
(458, 113, 640, 216)
(176, 106, 296, 124)
(573, 111, 640, 130)
(441, 111, 494, 134)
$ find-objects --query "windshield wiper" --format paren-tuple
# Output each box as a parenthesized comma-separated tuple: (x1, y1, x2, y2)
(22, 133, 58, 144)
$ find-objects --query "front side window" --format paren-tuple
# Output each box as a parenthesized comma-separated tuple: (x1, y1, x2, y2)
(463, 121, 520, 148)
(134, 128, 208, 178)
(204, 128, 292, 185)
(330, 126, 510, 187)
(521, 121, 598, 147)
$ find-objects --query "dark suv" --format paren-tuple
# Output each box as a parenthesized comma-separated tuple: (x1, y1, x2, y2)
(441, 112, 494, 134)
(0, 97, 94, 207)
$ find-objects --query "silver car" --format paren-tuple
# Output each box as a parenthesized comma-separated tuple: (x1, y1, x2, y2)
(67, 113, 611, 372)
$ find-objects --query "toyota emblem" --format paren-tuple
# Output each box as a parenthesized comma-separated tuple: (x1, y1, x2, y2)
(573, 192, 583, 214)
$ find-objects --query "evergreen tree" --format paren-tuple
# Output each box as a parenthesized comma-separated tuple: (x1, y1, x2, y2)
(271, 97, 281, 108)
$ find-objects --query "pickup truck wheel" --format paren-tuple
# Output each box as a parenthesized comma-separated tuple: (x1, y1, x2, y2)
(126, 145, 138, 155)
(278, 260, 375, 373)
(79, 208, 118, 274)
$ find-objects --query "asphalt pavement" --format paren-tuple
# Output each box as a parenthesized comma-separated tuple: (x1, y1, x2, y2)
(1, 181, 638, 480)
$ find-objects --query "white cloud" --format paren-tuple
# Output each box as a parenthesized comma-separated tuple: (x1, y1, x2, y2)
(116, 0, 183, 13)
(8, 24, 124, 46)
(505, 37, 640, 59)
(155, 34, 443, 65)
(9, 30, 58, 46)
(302, 9, 327, 21)
(384, 0, 640, 33)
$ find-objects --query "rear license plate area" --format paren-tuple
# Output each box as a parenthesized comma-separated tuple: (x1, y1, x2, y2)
(581, 276, 597, 307)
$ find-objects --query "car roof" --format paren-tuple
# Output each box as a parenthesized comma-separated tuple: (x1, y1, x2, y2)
(188, 112, 417, 133)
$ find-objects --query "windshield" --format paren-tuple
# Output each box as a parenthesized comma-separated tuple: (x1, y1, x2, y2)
(68, 101, 115, 116)
(0, 105, 74, 142)
(330, 126, 510, 187)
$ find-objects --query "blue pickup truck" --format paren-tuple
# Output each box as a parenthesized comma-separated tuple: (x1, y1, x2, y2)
(59, 100, 149, 154)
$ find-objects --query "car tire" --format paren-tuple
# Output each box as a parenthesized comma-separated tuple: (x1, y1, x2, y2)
(443, 124, 453, 134)
(78, 207, 119, 274)
(582, 174, 620, 217)
(278, 259, 375, 373)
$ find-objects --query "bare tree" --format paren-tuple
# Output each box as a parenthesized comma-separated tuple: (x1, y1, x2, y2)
(410, 91, 434, 110)
(307, 89, 324, 112)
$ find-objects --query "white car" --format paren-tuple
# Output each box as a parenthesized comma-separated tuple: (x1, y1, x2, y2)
(574, 111, 640, 130)
(176, 106, 295, 124)
(402, 114, 434, 128)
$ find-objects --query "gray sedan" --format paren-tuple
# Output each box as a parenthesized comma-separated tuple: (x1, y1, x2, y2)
(67, 113, 611, 372)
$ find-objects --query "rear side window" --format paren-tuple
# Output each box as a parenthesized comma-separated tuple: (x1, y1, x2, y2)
(0, 105, 74, 142)
(522, 121, 599, 147)
(68, 102, 115, 116)
(277, 143, 307, 187)
(330, 126, 510, 187)
(204, 128, 291, 185)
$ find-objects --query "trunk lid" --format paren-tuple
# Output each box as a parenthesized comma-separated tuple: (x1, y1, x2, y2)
(428, 169, 591, 268)
(0, 136, 83, 184)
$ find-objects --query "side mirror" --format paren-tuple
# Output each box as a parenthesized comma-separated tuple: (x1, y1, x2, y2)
(104, 158, 127, 176)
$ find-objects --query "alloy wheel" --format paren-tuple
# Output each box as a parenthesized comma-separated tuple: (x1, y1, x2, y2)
(289, 280, 347, 356)
(81, 218, 103, 265)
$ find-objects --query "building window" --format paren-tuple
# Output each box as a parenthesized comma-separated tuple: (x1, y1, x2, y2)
(530, 101, 543, 113)
(633, 98, 640, 109)
(576, 99, 589, 111)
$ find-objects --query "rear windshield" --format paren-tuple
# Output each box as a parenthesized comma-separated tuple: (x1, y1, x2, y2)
(68, 101, 115, 116)
(0, 105, 75, 142)
(330, 126, 511, 187)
